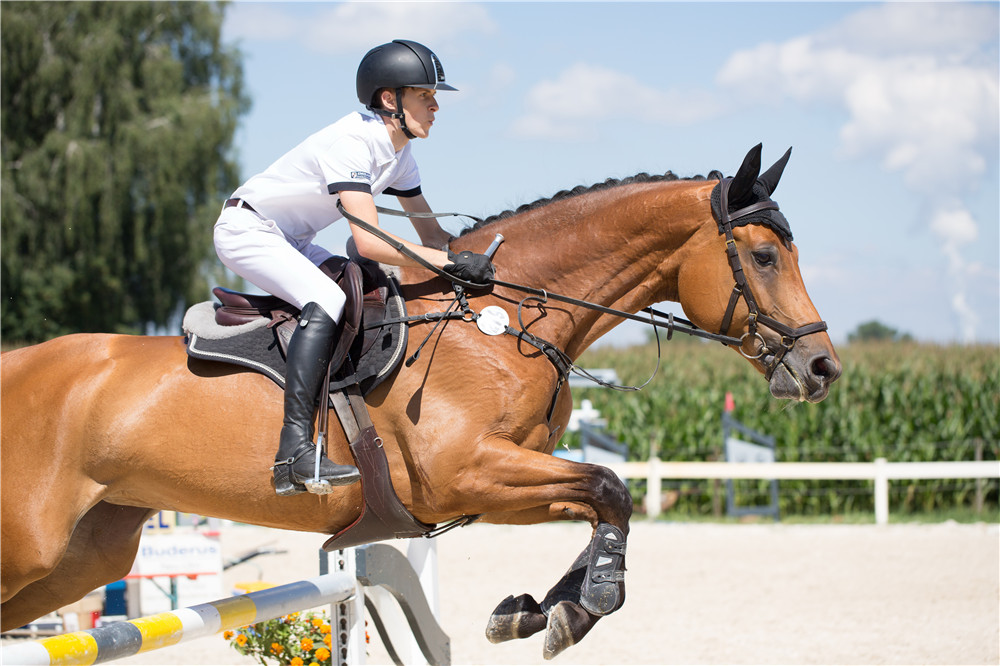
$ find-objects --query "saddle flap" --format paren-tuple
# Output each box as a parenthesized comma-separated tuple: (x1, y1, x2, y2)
(330, 261, 364, 373)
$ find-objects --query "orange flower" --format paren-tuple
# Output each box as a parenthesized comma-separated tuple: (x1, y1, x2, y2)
(320, 623, 331, 634)
(223, 630, 234, 640)
(290, 658, 304, 666)
(235, 633, 247, 646)
(270, 642, 284, 655)
(301, 637, 314, 652)
(311, 616, 323, 627)
(315, 647, 331, 661)
(323, 633, 332, 647)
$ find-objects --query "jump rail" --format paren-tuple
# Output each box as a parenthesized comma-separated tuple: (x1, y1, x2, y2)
(3, 543, 449, 666)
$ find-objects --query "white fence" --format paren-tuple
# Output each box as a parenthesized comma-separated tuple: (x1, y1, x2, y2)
(604, 459, 1000, 524)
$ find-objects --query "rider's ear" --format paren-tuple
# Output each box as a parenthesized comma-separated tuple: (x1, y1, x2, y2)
(380, 88, 397, 111)
(757, 147, 792, 196)
(729, 143, 762, 205)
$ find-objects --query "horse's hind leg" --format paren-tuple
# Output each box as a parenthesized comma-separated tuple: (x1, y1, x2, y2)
(0, 502, 155, 631)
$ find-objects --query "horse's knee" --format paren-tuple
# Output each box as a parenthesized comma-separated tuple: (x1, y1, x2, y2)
(588, 465, 632, 528)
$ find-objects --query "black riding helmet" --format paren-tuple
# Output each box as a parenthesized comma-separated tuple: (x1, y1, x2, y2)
(356, 39, 457, 139)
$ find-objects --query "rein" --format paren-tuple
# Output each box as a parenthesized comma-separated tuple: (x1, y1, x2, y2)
(337, 201, 739, 343)
(336, 190, 827, 386)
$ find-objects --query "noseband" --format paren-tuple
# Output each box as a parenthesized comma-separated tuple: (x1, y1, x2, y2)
(714, 177, 828, 380)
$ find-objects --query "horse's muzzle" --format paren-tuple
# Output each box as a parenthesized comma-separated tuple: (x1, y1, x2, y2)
(767, 346, 841, 403)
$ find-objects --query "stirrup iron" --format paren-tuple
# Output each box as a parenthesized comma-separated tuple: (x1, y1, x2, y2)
(303, 354, 336, 495)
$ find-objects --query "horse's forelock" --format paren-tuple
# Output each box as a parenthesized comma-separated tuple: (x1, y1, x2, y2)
(710, 180, 794, 245)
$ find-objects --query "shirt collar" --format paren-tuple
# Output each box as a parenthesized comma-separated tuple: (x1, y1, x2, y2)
(367, 113, 401, 166)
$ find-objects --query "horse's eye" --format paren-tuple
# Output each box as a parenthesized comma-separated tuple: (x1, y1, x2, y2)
(752, 250, 776, 267)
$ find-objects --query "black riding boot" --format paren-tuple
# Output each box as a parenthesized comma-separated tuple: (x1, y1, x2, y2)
(272, 302, 360, 496)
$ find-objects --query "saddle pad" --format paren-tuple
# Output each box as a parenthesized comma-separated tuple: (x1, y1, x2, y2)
(184, 274, 408, 397)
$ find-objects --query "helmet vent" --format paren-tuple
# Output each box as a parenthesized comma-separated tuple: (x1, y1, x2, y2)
(431, 53, 446, 87)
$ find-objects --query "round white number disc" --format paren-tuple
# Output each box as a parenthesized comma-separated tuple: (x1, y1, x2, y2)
(476, 306, 509, 336)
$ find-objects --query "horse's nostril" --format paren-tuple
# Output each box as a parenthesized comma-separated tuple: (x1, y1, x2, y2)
(811, 355, 841, 382)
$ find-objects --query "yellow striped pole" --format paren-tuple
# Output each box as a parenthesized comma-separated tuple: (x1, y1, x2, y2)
(3, 575, 355, 665)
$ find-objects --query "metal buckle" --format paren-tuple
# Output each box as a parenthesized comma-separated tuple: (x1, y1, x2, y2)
(739, 332, 767, 360)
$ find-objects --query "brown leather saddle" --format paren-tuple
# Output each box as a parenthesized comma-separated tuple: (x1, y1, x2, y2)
(188, 257, 438, 549)
(210, 257, 388, 387)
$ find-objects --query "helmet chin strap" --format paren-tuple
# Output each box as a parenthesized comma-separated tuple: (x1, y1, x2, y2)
(369, 88, 416, 140)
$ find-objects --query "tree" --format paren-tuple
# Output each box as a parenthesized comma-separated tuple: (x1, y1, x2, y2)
(1, 1, 249, 342)
(848, 320, 913, 343)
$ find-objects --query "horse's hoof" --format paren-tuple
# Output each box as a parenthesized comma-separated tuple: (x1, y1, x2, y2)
(485, 593, 546, 643)
(542, 601, 599, 661)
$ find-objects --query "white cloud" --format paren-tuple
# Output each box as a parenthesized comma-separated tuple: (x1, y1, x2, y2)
(225, 2, 495, 54)
(716, 3, 998, 342)
(719, 12, 998, 191)
(930, 202, 980, 343)
(223, 4, 301, 42)
(304, 3, 495, 54)
(511, 63, 722, 140)
(815, 3, 999, 58)
(930, 205, 978, 248)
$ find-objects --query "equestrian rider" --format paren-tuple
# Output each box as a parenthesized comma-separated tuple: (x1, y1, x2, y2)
(214, 40, 495, 496)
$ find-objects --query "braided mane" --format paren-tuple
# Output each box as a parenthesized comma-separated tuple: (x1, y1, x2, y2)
(461, 170, 724, 235)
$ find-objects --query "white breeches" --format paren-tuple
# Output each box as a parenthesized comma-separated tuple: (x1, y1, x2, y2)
(214, 206, 346, 321)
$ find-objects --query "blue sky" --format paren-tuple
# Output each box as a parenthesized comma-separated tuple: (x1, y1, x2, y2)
(221, 2, 999, 347)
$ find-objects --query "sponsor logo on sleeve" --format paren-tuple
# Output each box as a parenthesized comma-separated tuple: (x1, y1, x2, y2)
(350, 171, 373, 182)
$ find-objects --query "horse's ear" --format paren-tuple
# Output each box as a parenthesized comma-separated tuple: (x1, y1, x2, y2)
(729, 144, 762, 205)
(758, 147, 792, 196)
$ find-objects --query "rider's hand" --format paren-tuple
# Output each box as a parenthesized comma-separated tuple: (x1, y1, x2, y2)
(444, 250, 495, 284)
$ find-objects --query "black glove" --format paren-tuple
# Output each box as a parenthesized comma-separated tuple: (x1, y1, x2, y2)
(444, 250, 495, 284)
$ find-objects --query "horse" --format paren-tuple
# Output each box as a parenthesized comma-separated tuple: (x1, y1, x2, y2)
(1, 145, 840, 659)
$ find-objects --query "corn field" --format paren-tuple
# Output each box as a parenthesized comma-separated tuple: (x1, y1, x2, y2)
(571, 340, 999, 517)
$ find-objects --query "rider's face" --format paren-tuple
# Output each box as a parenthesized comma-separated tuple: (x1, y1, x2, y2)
(399, 88, 439, 139)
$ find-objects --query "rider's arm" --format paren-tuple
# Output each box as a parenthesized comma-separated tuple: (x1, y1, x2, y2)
(339, 189, 449, 269)
(397, 193, 452, 249)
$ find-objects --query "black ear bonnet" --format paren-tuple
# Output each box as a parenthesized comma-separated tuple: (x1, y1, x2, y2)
(710, 181, 793, 245)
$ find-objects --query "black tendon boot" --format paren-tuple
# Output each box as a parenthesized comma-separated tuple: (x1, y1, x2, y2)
(272, 302, 360, 496)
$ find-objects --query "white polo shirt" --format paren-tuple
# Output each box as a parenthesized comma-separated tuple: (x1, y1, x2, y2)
(231, 111, 421, 247)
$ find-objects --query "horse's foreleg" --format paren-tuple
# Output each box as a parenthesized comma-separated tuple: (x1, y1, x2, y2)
(442, 447, 632, 660)
(485, 521, 627, 659)
(0, 503, 155, 631)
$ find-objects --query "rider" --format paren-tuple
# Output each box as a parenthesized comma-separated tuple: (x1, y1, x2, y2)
(214, 40, 495, 497)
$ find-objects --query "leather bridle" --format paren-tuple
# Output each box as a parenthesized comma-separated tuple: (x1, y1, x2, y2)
(714, 177, 828, 380)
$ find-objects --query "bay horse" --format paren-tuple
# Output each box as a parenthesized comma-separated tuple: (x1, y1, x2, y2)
(0, 145, 840, 659)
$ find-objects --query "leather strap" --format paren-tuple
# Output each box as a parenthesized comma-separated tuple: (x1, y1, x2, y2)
(223, 198, 260, 215)
(322, 359, 438, 550)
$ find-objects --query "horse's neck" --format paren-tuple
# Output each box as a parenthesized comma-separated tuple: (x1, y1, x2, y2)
(489, 180, 714, 356)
